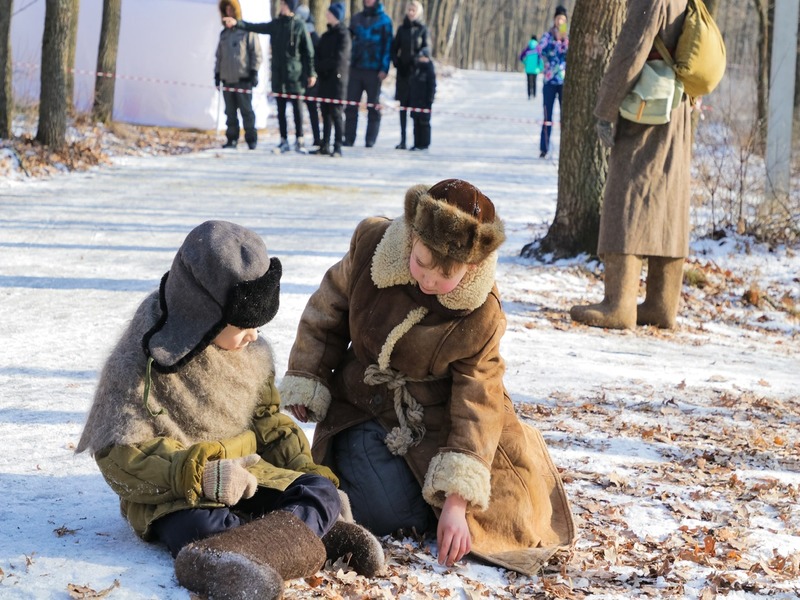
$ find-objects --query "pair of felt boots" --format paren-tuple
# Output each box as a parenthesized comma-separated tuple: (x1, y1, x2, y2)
(174, 511, 384, 600)
(570, 254, 684, 330)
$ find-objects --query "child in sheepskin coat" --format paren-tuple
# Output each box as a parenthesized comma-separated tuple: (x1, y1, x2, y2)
(281, 180, 576, 575)
(76, 220, 383, 600)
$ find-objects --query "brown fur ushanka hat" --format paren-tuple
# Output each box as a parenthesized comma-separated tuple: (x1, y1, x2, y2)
(404, 179, 506, 264)
(219, 0, 242, 20)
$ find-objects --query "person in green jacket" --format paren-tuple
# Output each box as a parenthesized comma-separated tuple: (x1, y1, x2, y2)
(519, 34, 543, 99)
(76, 220, 383, 600)
(224, 0, 317, 153)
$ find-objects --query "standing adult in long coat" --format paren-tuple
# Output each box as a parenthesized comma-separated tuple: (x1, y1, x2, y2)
(571, 0, 692, 330)
(391, 1, 429, 149)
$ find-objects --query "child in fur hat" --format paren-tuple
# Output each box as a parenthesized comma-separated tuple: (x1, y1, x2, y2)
(215, 0, 263, 149)
(76, 220, 383, 600)
(281, 180, 575, 575)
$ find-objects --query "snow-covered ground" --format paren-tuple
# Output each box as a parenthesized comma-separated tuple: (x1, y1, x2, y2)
(1, 68, 798, 599)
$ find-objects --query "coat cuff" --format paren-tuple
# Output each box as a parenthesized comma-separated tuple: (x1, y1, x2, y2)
(422, 451, 491, 512)
(278, 374, 332, 423)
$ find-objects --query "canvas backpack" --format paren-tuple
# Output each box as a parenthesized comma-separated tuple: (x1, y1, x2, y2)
(654, 0, 726, 98)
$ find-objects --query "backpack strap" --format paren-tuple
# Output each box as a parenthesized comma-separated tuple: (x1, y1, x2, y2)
(653, 36, 676, 69)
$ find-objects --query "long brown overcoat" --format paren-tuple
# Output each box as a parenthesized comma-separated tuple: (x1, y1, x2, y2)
(595, 0, 692, 258)
(280, 216, 575, 575)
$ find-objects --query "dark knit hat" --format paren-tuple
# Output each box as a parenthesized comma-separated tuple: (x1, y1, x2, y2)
(143, 220, 281, 372)
(554, 5, 567, 18)
(404, 179, 506, 264)
(283, 0, 300, 13)
(328, 2, 346, 22)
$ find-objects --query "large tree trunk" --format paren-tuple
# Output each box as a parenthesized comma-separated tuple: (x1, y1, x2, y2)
(37, 0, 73, 149)
(525, 0, 627, 258)
(754, 0, 770, 148)
(65, 0, 80, 115)
(92, 0, 121, 124)
(0, 0, 12, 139)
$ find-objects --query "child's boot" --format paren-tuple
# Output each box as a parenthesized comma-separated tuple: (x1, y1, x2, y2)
(174, 510, 326, 600)
(322, 521, 384, 577)
(570, 253, 642, 329)
(637, 256, 684, 329)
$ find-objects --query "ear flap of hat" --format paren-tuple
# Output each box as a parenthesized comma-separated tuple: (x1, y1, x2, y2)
(224, 257, 282, 329)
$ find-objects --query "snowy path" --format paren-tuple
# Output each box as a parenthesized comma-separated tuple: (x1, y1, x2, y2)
(1, 68, 798, 599)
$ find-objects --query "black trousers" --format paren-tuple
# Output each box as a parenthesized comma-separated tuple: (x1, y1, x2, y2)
(320, 101, 343, 150)
(223, 82, 256, 144)
(151, 473, 340, 557)
(344, 68, 382, 146)
(526, 73, 538, 98)
(412, 110, 431, 149)
(276, 96, 304, 140)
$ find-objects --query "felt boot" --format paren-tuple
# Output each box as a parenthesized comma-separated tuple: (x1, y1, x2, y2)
(174, 510, 326, 600)
(570, 253, 642, 330)
(322, 521, 385, 577)
(637, 256, 684, 329)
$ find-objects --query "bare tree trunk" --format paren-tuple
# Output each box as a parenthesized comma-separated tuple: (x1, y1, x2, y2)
(526, 0, 628, 258)
(0, 0, 12, 139)
(37, 0, 73, 149)
(92, 0, 121, 124)
(755, 0, 770, 147)
(65, 0, 80, 115)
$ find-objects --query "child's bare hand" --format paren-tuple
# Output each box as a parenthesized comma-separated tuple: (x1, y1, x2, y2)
(221, 17, 236, 28)
(288, 404, 308, 422)
(437, 494, 471, 567)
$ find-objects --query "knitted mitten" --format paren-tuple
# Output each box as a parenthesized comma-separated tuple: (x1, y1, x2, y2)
(175, 510, 327, 600)
(201, 454, 260, 505)
(322, 521, 385, 577)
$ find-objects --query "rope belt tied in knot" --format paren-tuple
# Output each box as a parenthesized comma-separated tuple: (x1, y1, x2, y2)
(363, 363, 438, 456)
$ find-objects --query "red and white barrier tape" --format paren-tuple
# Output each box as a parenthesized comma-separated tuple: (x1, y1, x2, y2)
(13, 61, 554, 126)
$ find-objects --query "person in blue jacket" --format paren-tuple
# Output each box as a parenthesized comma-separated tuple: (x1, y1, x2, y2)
(343, 0, 393, 148)
(518, 34, 543, 100)
(537, 6, 569, 158)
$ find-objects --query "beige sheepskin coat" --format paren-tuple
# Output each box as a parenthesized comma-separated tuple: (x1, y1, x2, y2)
(280, 215, 575, 575)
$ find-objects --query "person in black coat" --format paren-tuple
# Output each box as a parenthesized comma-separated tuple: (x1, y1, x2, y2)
(296, 5, 322, 148)
(311, 3, 351, 157)
(391, 1, 429, 149)
(407, 47, 435, 151)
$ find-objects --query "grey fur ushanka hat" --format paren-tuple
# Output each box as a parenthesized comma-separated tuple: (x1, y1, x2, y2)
(143, 220, 281, 373)
(404, 179, 506, 264)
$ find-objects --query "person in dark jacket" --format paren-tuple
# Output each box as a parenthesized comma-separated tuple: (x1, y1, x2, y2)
(296, 5, 322, 149)
(224, 0, 316, 154)
(343, 0, 393, 147)
(407, 47, 435, 151)
(391, 1, 429, 150)
(215, 0, 262, 149)
(311, 3, 351, 157)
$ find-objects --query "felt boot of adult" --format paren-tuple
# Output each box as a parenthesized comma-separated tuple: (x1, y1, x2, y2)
(637, 256, 684, 329)
(174, 511, 326, 600)
(322, 521, 385, 577)
(570, 253, 642, 330)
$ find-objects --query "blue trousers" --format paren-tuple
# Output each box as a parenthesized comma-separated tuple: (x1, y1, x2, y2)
(151, 473, 340, 557)
(332, 420, 436, 536)
(540, 82, 563, 155)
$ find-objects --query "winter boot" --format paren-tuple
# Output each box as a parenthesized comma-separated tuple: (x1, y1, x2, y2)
(570, 253, 642, 330)
(174, 510, 326, 600)
(637, 256, 684, 329)
(222, 139, 237, 149)
(322, 521, 385, 577)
